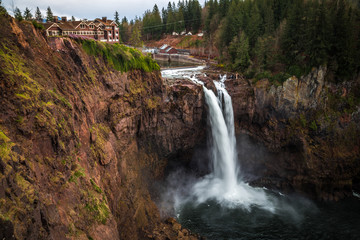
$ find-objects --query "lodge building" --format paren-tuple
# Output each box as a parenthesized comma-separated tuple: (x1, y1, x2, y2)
(43, 17, 120, 43)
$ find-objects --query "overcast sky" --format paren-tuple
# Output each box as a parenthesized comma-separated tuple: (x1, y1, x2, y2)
(2, 0, 205, 21)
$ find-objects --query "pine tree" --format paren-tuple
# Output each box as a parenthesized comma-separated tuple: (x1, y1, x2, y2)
(263, 3, 275, 35)
(229, 31, 251, 71)
(14, 7, 23, 21)
(246, 4, 262, 49)
(130, 21, 143, 47)
(161, 7, 168, 33)
(46, 6, 53, 22)
(114, 11, 120, 26)
(0, 0, 7, 15)
(152, 4, 162, 39)
(166, 2, 175, 33)
(280, 0, 305, 66)
(24, 7, 32, 20)
(191, 0, 202, 33)
(35, 7, 42, 21)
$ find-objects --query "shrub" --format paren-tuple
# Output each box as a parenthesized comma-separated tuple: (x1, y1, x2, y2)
(32, 20, 44, 30)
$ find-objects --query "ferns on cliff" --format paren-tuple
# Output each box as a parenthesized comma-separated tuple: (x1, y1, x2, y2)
(78, 39, 159, 73)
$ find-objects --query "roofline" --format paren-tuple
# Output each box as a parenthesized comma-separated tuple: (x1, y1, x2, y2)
(45, 22, 61, 30)
(74, 20, 88, 29)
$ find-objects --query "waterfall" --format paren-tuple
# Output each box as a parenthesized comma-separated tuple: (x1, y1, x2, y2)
(161, 68, 275, 211)
(192, 76, 275, 211)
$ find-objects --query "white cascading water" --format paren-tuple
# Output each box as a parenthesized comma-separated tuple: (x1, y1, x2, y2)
(162, 67, 275, 211)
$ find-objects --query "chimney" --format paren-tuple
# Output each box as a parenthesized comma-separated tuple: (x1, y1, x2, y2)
(61, 16, 67, 22)
(53, 16, 58, 23)
(102, 17, 107, 22)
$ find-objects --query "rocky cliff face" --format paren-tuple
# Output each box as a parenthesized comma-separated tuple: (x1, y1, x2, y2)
(0, 14, 205, 239)
(226, 67, 360, 201)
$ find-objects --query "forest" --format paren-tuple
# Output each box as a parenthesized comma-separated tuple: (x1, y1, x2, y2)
(120, 0, 360, 82)
(8, 0, 360, 82)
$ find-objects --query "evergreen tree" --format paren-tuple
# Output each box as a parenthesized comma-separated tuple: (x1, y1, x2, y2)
(114, 11, 120, 26)
(263, 2, 275, 35)
(24, 7, 32, 20)
(0, 0, 7, 15)
(152, 4, 162, 39)
(191, 0, 202, 33)
(14, 7, 23, 21)
(35, 7, 42, 21)
(280, 0, 305, 66)
(120, 17, 130, 43)
(246, 4, 262, 49)
(220, 1, 243, 48)
(166, 2, 175, 33)
(46, 6, 53, 22)
(162, 7, 168, 33)
(71, 16, 75, 21)
(229, 31, 251, 71)
(130, 20, 143, 47)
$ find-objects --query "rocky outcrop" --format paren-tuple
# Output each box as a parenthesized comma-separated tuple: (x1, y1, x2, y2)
(0, 14, 204, 239)
(226, 67, 360, 201)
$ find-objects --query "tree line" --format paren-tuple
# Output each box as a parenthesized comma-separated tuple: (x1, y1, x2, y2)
(7, 0, 360, 81)
(118, 0, 359, 81)
(12, 5, 75, 22)
(204, 0, 360, 82)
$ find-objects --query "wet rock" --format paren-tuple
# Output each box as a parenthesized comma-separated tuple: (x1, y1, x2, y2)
(226, 66, 360, 201)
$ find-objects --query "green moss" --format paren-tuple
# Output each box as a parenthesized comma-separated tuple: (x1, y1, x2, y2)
(15, 93, 31, 100)
(14, 173, 36, 204)
(69, 165, 85, 183)
(77, 39, 159, 72)
(90, 179, 102, 193)
(48, 89, 72, 110)
(309, 120, 318, 131)
(0, 129, 13, 161)
(84, 194, 110, 224)
(90, 124, 111, 164)
(146, 96, 161, 110)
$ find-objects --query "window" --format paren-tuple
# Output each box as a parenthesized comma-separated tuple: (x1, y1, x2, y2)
(89, 25, 94, 29)
(80, 24, 86, 29)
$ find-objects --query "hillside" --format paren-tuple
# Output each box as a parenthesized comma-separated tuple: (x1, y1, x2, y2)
(0, 13, 205, 240)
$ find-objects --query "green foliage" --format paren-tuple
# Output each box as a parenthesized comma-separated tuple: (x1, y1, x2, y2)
(35, 7, 42, 21)
(204, 0, 360, 82)
(23, 7, 32, 20)
(229, 32, 251, 71)
(130, 20, 143, 47)
(14, 7, 23, 21)
(0, 0, 7, 15)
(32, 20, 44, 30)
(309, 120, 318, 131)
(142, 5, 162, 40)
(79, 39, 159, 72)
(46, 6, 53, 22)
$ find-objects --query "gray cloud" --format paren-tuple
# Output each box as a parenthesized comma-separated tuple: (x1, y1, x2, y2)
(3, 0, 205, 21)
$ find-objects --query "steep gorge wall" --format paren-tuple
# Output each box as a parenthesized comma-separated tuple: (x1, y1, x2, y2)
(226, 67, 360, 201)
(0, 15, 205, 239)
